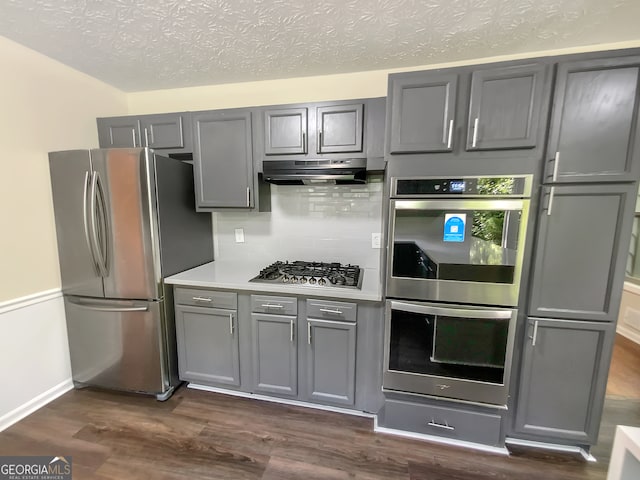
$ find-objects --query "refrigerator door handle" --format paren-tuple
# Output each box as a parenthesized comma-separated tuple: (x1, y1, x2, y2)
(89, 171, 110, 277)
(82, 171, 100, 275)
(95, 171, 110, 276)
(67, 297, 149, 313)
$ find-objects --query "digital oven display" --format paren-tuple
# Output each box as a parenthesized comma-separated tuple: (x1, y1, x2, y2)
(449, 180, 465, 193)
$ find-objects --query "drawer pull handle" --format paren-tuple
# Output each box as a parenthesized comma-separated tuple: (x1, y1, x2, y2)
(261, 304, 284, 309)
(193, 296, 212, 303)
(319, 308, 343, 315)
(428, 419, 455, 431)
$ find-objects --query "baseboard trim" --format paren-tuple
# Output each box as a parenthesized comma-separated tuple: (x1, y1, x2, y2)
(0, 288, 62, 315)
(373, 416, 509, 455)
(617, 325, 640, 345)
(505, 437, 596, 462)
(0, 379, 73, 432)
(187, 383, 375, 418)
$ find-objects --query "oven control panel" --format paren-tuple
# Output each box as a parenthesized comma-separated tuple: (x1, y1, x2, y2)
(393, 175, 531, 198)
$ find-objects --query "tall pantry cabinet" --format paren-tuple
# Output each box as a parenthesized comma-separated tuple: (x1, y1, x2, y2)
(514, 55, 640, 446)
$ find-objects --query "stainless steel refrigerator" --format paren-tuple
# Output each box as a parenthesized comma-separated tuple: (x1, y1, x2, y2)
(49, 148, 213, 400)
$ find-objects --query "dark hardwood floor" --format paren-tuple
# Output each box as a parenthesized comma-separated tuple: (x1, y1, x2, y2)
(1, 334, 639, 479)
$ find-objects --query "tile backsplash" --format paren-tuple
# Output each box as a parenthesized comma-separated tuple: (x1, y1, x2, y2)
(214, 176, 384, 269)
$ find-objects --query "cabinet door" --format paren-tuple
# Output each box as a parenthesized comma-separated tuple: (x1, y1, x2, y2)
(139, 113, 191, 150)
(389, 73, 458, 153)
(97, 117, 141, 148)
(193, 109, 254, 209)
(467, 63, 546, 150)
(317, 103, 364, 153)
(264, 108, 307, 155)
(514, 318, 614, 444)
(545, 57, 640, 183)
(529, 183, 637, 321)
(306, 319, 356, 407)
(251, 313, 297, 397)
(175, 305, 240, 386)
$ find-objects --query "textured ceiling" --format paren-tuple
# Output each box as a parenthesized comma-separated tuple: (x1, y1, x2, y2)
(1, 0, 639, 92)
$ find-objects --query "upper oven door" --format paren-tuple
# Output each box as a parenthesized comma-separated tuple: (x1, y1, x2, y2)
(387, 197, 530, 306)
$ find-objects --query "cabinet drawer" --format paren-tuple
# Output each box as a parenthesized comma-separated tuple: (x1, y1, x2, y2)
(251, 295, 297, 315)
(306, 299, 357, 322)
(174, 288, 237, 310)
(382, 399, 502, 446)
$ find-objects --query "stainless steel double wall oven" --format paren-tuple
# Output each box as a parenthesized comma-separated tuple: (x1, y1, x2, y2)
(383, 175, 532, 406)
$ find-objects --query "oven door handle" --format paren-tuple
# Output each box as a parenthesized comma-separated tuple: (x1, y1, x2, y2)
(389, 300, 513, 319)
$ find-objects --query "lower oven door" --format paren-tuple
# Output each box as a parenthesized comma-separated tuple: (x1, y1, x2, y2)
(383, 300, 517, 406)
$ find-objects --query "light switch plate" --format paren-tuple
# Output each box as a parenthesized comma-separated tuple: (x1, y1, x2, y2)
(371, 233, 381, 249)
(235, 228, 245, 243)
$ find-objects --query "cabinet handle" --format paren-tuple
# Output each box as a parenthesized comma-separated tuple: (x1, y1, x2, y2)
(319, 308, 343, 315)
(302, 132, 307, 154)
(307, 322, 312, 345)
(290, 319, 295, 343)
(317, 131, 322, 154)
(192, 296, 212, 303)
(447, 119, 454, 149)
(229, 314, 234, 335)
(131, 129, 137, 147)
(472, 117, 479, 148)
(246, 187, 251, 207)
(427, 419, 455, 431)
(144, 128, 149, 147)
(546, 186, 555, 216)
(261, 304, 284, 309)
(531, 319, 539, 347)
(552, 151, 560, 182)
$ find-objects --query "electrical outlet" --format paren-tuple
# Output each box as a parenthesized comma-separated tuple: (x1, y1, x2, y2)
(371, 233, 382, 249)
(234, 228, 245, 243)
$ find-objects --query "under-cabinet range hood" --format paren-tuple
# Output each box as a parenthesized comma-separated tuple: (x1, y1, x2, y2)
(261, 158, 367, 185)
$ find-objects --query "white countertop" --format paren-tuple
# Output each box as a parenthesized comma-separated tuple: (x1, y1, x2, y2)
(164, 261, 383, 302)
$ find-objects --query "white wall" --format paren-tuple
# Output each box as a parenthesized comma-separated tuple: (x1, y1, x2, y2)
(0, 35, 128, 426)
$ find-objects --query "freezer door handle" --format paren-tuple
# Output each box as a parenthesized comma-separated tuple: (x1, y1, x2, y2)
(67, 298, 149, 313)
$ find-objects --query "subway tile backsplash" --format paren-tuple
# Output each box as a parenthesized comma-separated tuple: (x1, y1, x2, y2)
(214, 176, 384, 269)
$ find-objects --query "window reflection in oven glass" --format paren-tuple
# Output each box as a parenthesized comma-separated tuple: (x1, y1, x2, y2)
(388, 309, 507, 384)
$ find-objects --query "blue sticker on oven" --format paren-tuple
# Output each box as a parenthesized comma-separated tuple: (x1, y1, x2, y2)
(443, 213, 466, 242)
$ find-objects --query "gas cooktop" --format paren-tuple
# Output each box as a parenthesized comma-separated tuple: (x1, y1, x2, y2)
(250, 261, 363, 289)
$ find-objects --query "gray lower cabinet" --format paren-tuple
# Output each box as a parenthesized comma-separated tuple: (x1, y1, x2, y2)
(97, 112, 192, 153)
(251, 313, 297, 397)
(305, 299, 357, 407)
(513, 318, 615, 444)
(175, 304, 240, 387)
(192, 109, 254, 209)
(528, 183, 637, 321)
(544, 56, 640, 183)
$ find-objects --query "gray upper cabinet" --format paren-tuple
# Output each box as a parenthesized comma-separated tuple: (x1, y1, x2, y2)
(264, 108, 308, 155)
(467, 63, 546, 150)
(175, 304, 240, 387)
(514, 318, 614, 444)
(528, 183, 637, 321)
(305, 317, 357, 407)
(389, 72, 458, 154)
(97, 112, 193, 153)
(97, 116, 140, 148)
(139, 113, 192, 152)
(545, 56, 640, 183)
(316, 104, 364, 154)
(251, 313, 297, 397)
(192, 109, 254, 209)
(387, 63, 550, 155)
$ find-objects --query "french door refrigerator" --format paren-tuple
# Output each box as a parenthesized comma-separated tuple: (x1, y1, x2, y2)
(49, 148, 213, 400)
